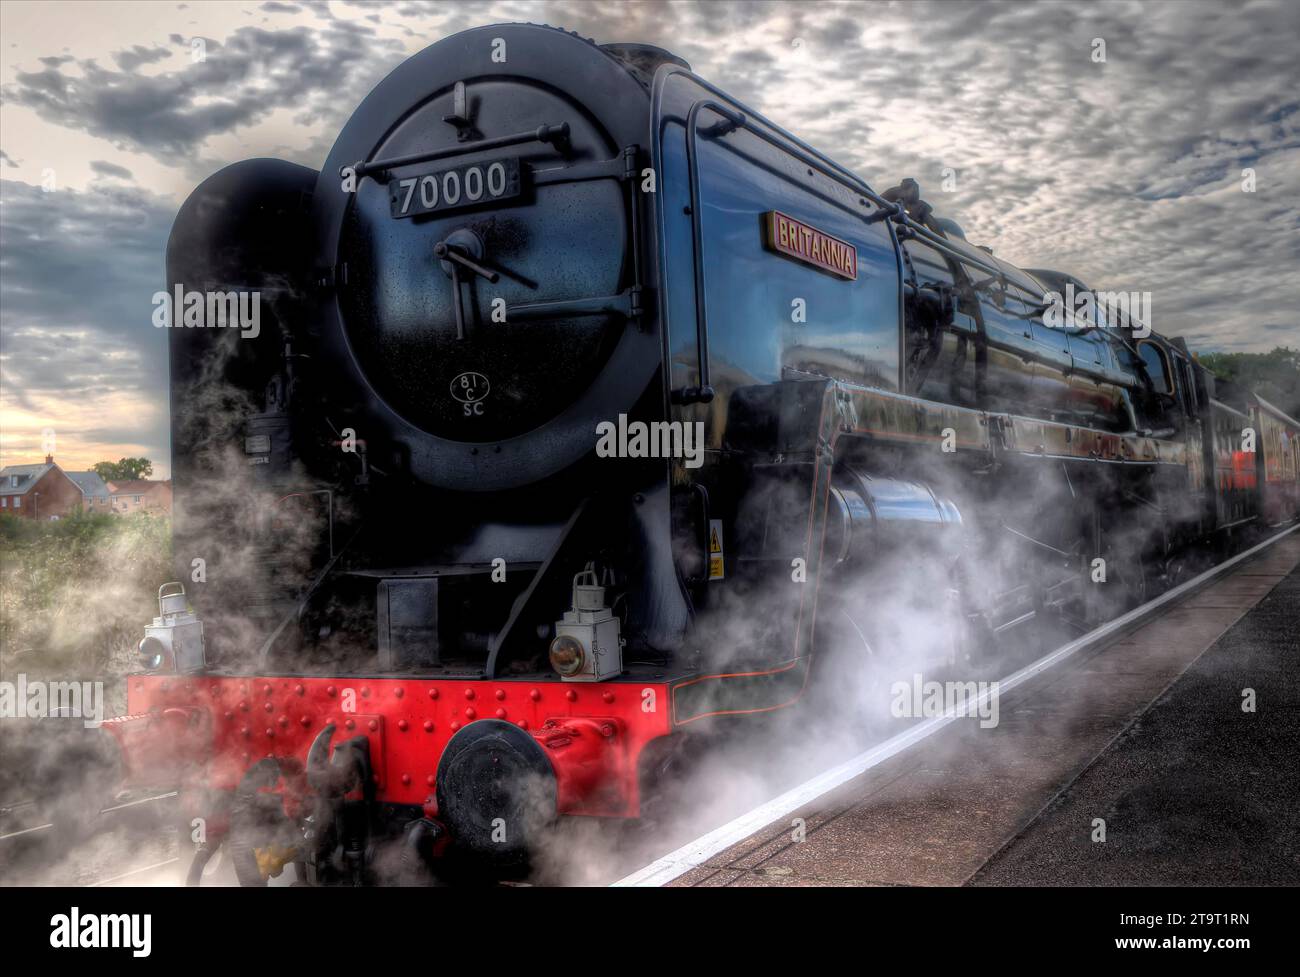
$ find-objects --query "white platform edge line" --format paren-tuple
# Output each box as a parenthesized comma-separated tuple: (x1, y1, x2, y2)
(612, 523, 1299, 887)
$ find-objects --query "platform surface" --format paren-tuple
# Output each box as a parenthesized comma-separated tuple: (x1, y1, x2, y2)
(669, 535, 1300, 886)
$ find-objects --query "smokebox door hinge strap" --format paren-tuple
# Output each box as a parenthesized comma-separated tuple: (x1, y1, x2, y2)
(442, 80, 476, 142)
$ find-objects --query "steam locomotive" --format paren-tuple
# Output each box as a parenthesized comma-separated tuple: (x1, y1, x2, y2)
(83, 23, 1297, 883)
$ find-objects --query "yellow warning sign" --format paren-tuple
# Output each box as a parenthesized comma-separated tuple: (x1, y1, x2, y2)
(708, 519, 724, 580)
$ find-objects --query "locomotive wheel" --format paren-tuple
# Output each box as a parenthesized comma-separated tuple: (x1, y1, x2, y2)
(185, 842, 223, 886)
(1111, 538, 1152, 616)
(227, 758, 304, 886)
(806, 599, 891, 730)
(394, 817, 448, 886)
(1082, 539, 1153, 627)
(634, 734, 705, 835)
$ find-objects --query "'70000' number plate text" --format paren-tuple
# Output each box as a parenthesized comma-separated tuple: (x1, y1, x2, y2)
(389, 157, 522, 218)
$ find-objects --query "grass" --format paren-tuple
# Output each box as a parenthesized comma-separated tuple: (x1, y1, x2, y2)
(0, 510, 172, 712)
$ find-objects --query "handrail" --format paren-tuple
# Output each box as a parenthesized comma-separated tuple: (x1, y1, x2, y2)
(671, 99, 742, 405)
(348, 123, 571, 181)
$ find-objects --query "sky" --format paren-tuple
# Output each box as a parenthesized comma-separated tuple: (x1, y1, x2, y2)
(0, 0, 1297, 478)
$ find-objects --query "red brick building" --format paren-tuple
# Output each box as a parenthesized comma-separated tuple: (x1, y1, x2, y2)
(107, 479, 173, 516)
(0, 455, 86, 520)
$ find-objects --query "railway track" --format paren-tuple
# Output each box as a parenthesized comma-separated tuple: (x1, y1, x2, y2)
(3, 524, 1295, 887)
(0, 790, 184, 886)
(0, 790, 179, 843)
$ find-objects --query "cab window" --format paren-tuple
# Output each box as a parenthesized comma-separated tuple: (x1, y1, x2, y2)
(1139, 341, 1172, 394)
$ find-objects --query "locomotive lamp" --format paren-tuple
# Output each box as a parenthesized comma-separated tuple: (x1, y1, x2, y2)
(137, 635, 166, 670)
(550, 567, 623, 681)
(138, 582, 206, 673)
(548, 635, 585, 676)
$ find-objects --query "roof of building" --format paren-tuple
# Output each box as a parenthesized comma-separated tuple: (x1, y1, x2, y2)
(0, 463, 55, 496)
(107, 479, 171, 495)
(65, 471, 111, 499)
(1254, 394, 1300, 431)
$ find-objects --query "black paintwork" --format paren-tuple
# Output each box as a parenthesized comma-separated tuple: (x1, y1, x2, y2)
(163, 23, 1274, 714)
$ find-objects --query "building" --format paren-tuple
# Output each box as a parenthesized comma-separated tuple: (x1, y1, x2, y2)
(0, 457, 165, 519)
(65, 470, 112, 512)
(0, 455, 85, 520)
(106, 479, 173, 516)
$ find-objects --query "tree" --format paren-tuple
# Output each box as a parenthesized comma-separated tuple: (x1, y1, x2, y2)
(1198, 346, 1300, 419)
(92, 458, 154, 482)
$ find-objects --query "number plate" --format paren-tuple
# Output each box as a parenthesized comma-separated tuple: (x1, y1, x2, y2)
(389, 157, 522, 218)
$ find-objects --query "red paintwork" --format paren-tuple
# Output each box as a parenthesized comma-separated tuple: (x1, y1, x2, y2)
(1230, 450, 1258, 491)
(102, 674, 673, 824)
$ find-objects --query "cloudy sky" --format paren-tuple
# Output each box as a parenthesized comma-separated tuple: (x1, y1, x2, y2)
(1, 0, 1296, 477)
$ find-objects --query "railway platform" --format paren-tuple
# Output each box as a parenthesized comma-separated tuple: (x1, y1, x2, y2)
(659, 532, 1300, 887)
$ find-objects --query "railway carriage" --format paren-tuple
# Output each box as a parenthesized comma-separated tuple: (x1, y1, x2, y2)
(1251, 395, 1300, 526)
